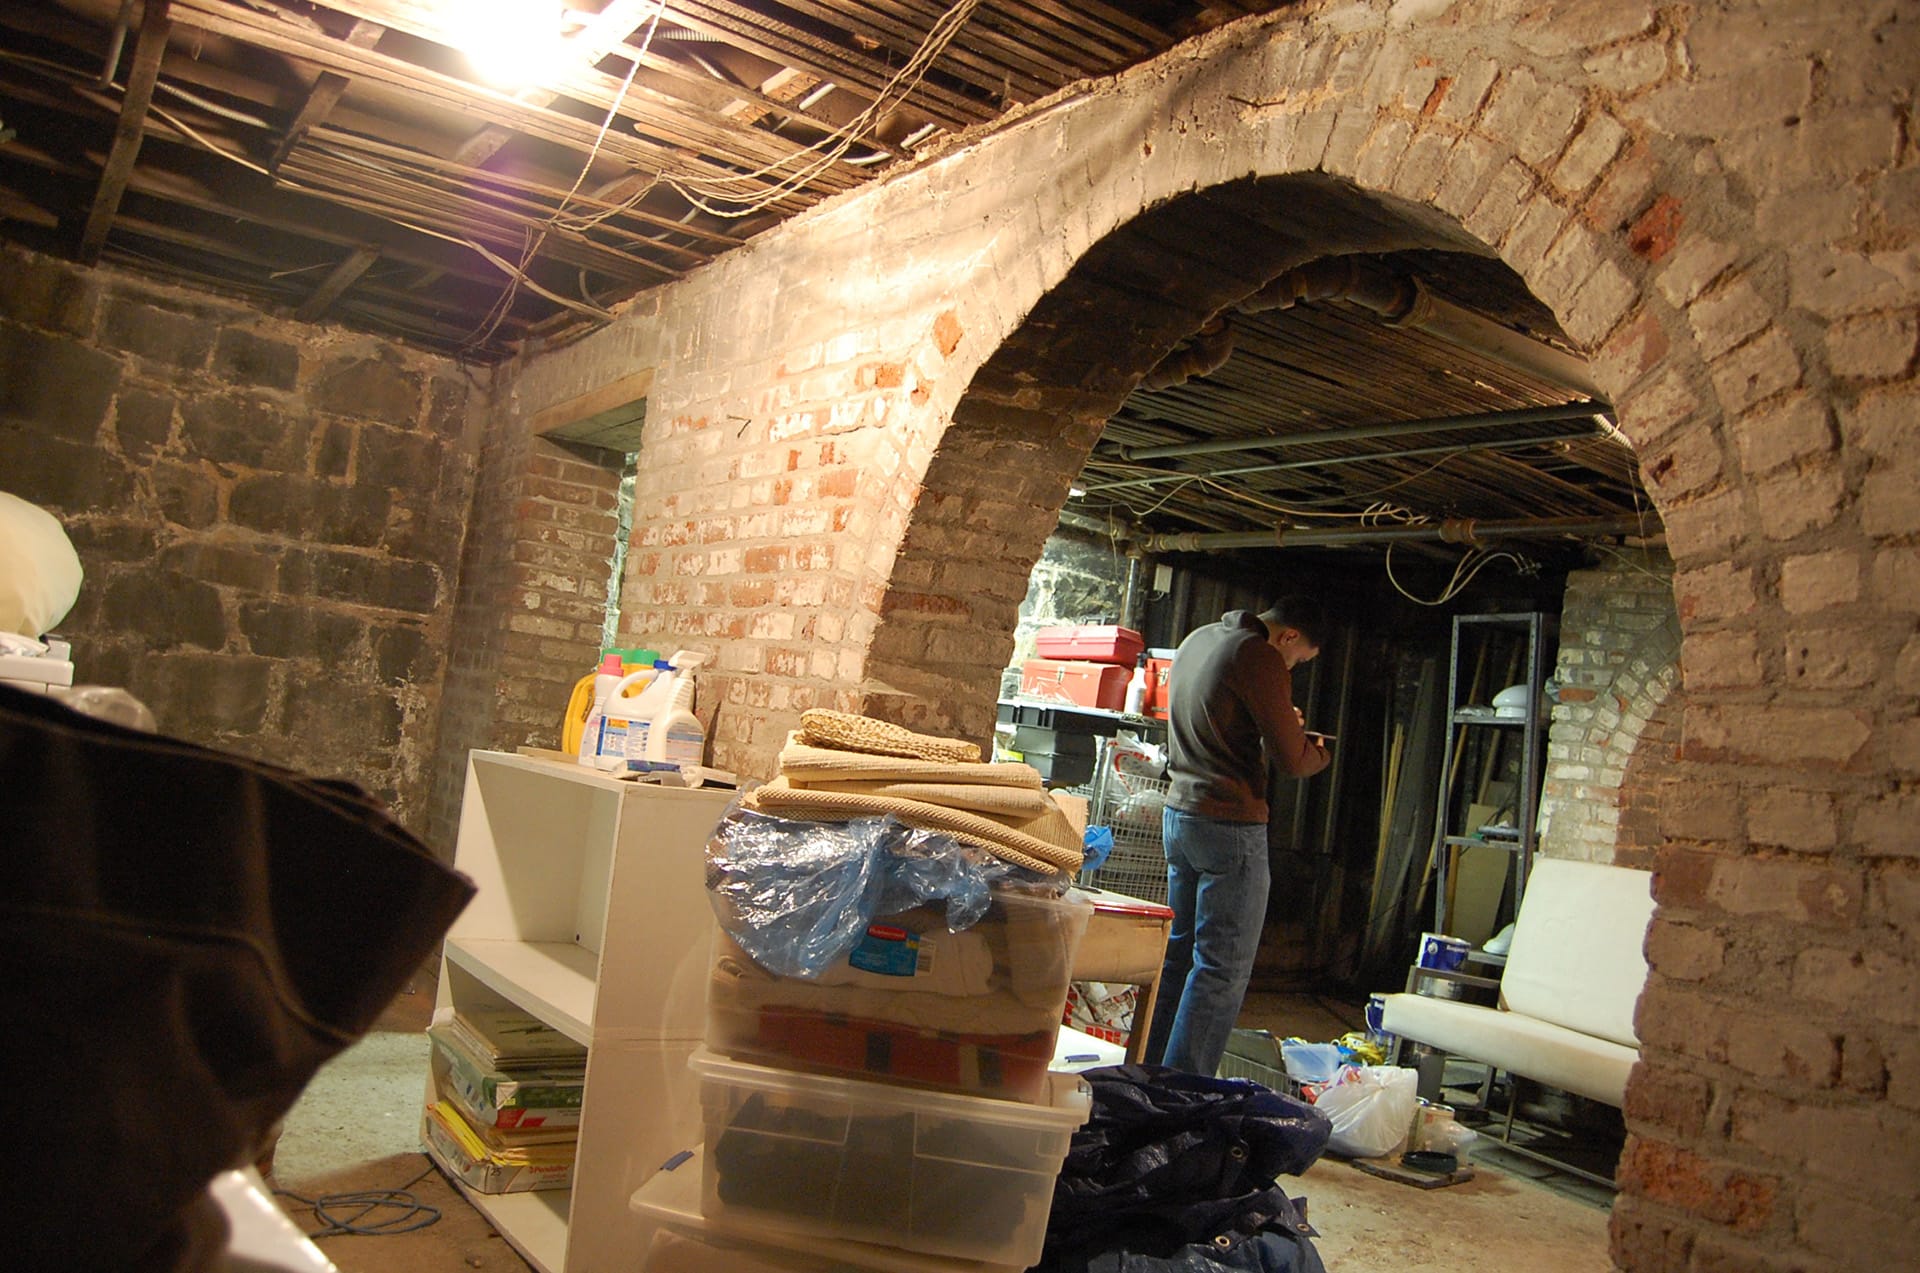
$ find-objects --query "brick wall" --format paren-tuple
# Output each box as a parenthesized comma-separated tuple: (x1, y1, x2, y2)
(0, 245, 478, 833)
(487, 7, 1917, 1265)
(1540, 560, 1684, 866)
(425, 395, 626, 847)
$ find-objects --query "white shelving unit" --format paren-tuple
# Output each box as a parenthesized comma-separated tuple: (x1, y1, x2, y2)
(427, 749, 736, 1273)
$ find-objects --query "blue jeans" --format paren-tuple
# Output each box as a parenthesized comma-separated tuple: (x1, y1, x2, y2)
(1144, 807, 1271, 1075)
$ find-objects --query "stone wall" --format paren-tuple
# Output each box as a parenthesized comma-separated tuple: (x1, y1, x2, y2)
(1539, 559, 1683, 865)
(0, 245, 479, 833)
(1002, 525, 1135, 697)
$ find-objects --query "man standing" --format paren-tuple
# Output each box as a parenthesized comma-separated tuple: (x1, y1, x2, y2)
(1144, 596, 1332, 1075)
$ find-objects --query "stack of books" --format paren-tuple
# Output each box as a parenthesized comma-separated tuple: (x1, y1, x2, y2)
(422, 1007, 587, 1193)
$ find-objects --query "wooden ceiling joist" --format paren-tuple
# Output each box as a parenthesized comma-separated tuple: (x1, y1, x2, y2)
(77, 0, 170, 263)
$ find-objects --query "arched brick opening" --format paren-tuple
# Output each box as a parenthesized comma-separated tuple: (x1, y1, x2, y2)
(865, 174, 1502, 743)
(498, 8, 1916, 1267)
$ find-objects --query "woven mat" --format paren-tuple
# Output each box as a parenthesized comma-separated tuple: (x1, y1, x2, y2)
(778, 736, 1042, 787)
(792, 777, 1052, 817)
(797, 709, 980, 764)
(745, 778, 1081, 875)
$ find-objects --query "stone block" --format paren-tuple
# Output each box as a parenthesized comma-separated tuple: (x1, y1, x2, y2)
(158, 542, 280, 593)
(0, 248, 98, 334)
(114, 389, 177, 463)
(0, 426, 136, 513)
(102, 572, 228, 651)
(1779, 549, 1860, 613)
(283, 547, 442, 614)
(0, 322, 121, 441)
(99, 296, 214, 373)
(151, 462, 219, 529)
(1827, 312, 1918, 379)
(63, 519, 156, 564)
(356, 425, 443, 492)
(213, 328, 300, 392)
(133, 652, 272, 735)
(181, 394, 312, 471)
(311, 355, 425, 423)
(238, 599, 364, 659)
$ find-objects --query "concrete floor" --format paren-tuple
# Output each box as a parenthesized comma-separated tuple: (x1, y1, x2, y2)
(262, 981, 1614, 1271)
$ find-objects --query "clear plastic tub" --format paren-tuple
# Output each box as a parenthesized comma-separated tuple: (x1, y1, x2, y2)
(706, 888, 1094, 1103)
(692, 1049, 1091, 1267)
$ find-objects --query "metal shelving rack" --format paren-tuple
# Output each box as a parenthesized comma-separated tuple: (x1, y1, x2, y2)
(1430, 612, 1551, 945)
(1082, 736, 1172, 905)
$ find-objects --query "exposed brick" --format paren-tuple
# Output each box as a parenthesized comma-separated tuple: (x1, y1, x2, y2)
(1860, 462, 1920, 538)
(1681, 629, 1762, 689)
(1793, 945, 1920, 1026)
(1785, 627, 1881, 690)
(1640, 425, 1723, 500)
(1674, 562, 1755, 626)
(1796, 1180, 1920, 1266)
(1660, 487, 1746, 564)
(1609, 1191, 1696, 1271)
(1550, 111, 1628, 196)
(1689, 276, 1774, 362)
(1656, 235, 1739, 308)
(1747, 786, 1838, 850)
(1732, 392, 1836, 478)
(1853, 789, 1920, 858)
(1686, 703, 1871, 768)
(1755, 460, 1847, 542)
(1838, 386, 1914, 459)
(1827, 312, 1919, 378)
(1584, 38, 1671, 94)
(1623, 1065, 1712, 1138)
(1645, 915, 1726, 981)
(1618, 1137, 1779, 1229)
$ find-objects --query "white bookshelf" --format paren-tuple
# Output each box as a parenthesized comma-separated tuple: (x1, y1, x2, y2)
(427, 749, 735, 1273)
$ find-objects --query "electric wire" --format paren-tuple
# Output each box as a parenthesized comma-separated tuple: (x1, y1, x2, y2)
(272, 1158, 443, 1239)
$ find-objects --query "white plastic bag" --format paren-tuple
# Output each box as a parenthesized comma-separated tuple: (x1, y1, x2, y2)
(1316, 1065, 1419, 1158)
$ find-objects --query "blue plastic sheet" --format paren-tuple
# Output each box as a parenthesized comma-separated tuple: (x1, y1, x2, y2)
(704, 805, 1051, 977)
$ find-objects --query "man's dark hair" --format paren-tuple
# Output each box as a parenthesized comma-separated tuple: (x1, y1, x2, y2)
(1257, 595, 1329, 649)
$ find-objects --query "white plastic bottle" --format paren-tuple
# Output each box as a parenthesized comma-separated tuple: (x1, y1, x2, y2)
(1123, 654, 1148, 716)
(604, 659, 674, 771)
(644, 673, 706, 773)
(576, 652, 629, 766)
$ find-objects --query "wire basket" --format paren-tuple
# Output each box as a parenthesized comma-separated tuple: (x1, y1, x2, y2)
(1084, 739, 1171, 905)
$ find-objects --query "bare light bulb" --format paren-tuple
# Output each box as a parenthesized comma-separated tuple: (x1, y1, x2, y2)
(462, 1, 568, 90)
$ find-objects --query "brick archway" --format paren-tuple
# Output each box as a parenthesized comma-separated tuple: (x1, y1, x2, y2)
(502, 7, 1914, 1267)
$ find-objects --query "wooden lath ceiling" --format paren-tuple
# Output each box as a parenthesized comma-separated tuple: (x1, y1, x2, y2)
(0, 0, 1284, 361)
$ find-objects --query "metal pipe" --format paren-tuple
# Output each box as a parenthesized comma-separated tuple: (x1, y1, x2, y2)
(1121, 401, 1609, 462)
(1087, 427, 1609, 494)
(1240, 256, 1602, 399)
(1143, 513, 1649, 553)
(98, 0, 137, 89)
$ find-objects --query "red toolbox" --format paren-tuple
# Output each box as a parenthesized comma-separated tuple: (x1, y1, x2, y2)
(1034, 624, 1144, 666)
(1020, 658, 1129, 711)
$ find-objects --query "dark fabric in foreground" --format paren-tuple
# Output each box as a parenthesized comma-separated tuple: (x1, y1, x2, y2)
(1040, 1065, 1332, 1273)
(0, 684, 474, 1271)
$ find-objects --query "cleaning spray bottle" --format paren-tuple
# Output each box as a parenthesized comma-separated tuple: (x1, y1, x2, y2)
(643, 651, 710, 773)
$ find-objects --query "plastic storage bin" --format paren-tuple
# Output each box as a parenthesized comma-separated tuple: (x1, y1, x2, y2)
(692, 1050, 1091, 1267)
(1033, 625, 1144, 666)
(1019, 658, 1128, 710)
(707, 888, 1095, 1103)
(633, 1146, 1025, 1272)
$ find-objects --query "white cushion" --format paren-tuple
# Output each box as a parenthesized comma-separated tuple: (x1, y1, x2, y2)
(1380, 994, 1638, 1106)
(1501, 858, 1654, 1048)
(0, 492, 82, 638)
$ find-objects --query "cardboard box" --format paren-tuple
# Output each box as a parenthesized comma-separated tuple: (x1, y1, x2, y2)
(423, 1101, 576, 1194)
(1019, 658, 1128, 711)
